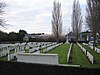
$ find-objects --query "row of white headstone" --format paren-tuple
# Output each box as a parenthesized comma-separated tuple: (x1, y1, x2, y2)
(0, 47, 8, 57)
(0, 42, 59, 61)
(27, 42, 55, 48)
(0, 43, 26, 61)
(28, 42, 57, 53)
(8, 53, 16, 61)
(29, 47, 40, 53)
(46, 43, 63, 52)
(83, 43, 100, 54)
(29, 42, 57, 53)
(8, 42, 52, 60)
(7, 44, 26, 61)
(0, 42, 32, 61)
(16, 42, 60, 65)
(77, 43, 94, 64)
(30, 42, 57, 54)
(67, 43, 73, 63)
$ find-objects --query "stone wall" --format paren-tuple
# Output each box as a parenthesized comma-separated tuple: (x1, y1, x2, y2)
(17, 53, 59, 65)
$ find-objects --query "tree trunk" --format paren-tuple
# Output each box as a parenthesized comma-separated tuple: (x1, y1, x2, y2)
(56, 38, 59, 43)
(93, 33, 96, 51)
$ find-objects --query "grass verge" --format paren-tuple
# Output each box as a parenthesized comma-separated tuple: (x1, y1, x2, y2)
(47, 43, 70, 64)
(74, 43, 100, 68)
(0, 56, 8, 61)
(72, 44, 91, 68)
(81, 44, 100, 64)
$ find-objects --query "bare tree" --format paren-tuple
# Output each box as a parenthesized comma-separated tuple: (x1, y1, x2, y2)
(71, 0, 82, 42)
(86, 0, 100, 50)
(51, 1, 62, 43)
(95, 0, 100, 36)
(0, 1, 7, 27)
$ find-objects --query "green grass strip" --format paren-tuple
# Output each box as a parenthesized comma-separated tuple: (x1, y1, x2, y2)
(47, 43, 70, 64)
(96, 43, 100, 47)
(73, 44, 100, 68)
(72, 44, 91, 68)
(9, 50, 15, 54)
(0, 56, 8, 61)
(81, 44, 100, 64)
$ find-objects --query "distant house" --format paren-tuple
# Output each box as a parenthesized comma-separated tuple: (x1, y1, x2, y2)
(23, 34, 52, 42)
(23, 35, 29, 42)
(23, 34, 40, 42)
(66, 31, 92, 43)
(80, 31, 92, 41)
(66, 32, 77, 42)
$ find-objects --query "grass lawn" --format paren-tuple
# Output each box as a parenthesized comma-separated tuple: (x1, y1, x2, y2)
(72, 44, 91, 68)
(0, 56, 8, 61)
(0, 56, 17, 62)
(96, 43, 100, 48)
(78, 44, 100, 68)
(81, 44, 100, 64)
(47, 43, 70, 64)
(9, 50, 15, 54)
(96, 43, 100, 46)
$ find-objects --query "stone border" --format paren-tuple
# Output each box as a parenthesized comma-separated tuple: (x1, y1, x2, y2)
(67, 43, 73, 63)
(16, 53, 59, 65)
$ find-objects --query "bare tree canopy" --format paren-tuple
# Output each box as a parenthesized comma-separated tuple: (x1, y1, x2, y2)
(51, 1, 62, 43)
(0, 1, 7, 27)
(86, 0, 100, 50)
(94, 0, 100, 36)
(71, 0, 82, 41)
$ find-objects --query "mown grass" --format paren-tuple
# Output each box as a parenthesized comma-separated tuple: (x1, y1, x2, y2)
(47, 43, 70, 64)
(9, 50, 15, 54)
(96, 43, 100, 48)
(77, 44, 100, 68)
(72, 44, 91, 68)
(0, 56, 17, 62)
(81, 44, 100, 64)
(96, 43, 100, 46)
(0, 56, 8, 61)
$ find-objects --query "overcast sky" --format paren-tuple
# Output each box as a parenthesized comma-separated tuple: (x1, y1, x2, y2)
(1, 0, 86, 34)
